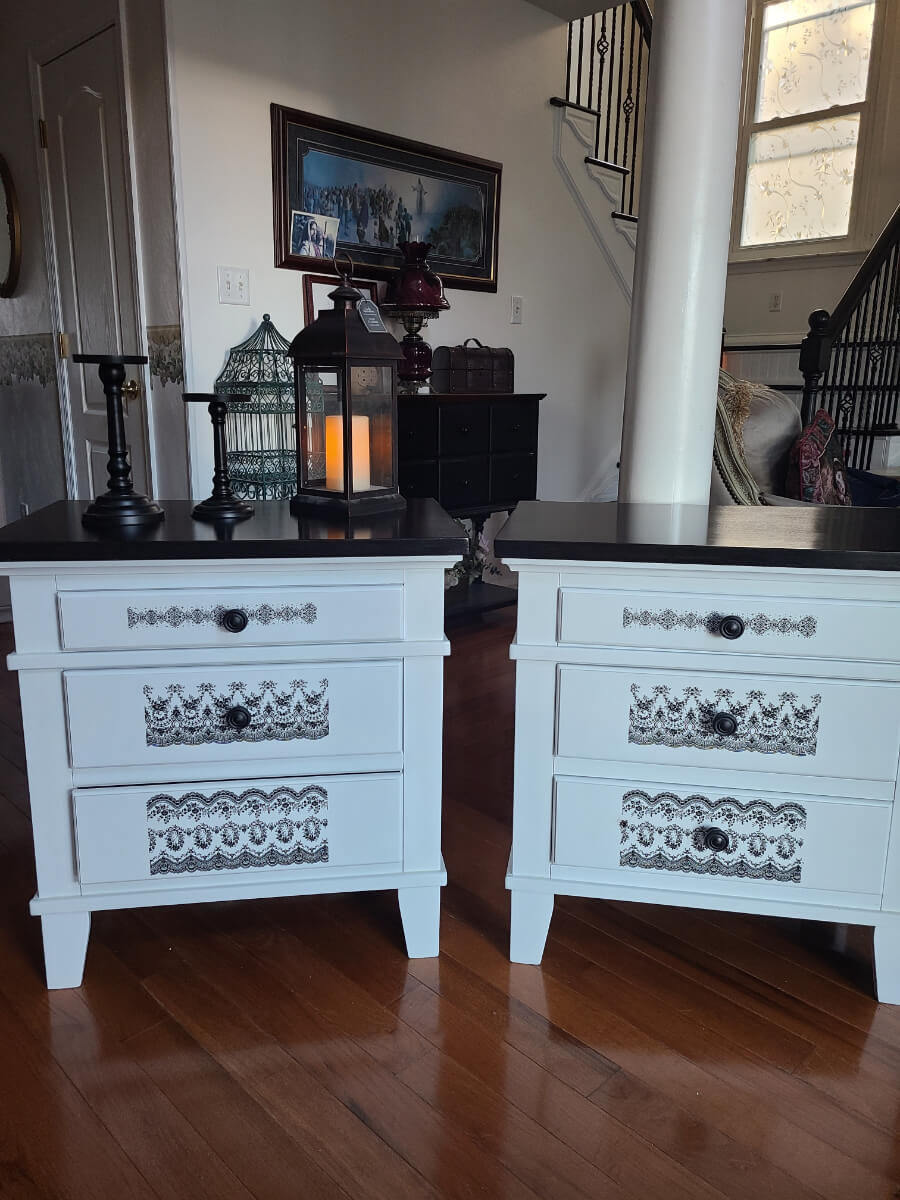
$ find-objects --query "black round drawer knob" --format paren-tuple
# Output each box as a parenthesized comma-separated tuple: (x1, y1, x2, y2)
(717, 615, 745, 640)
(510, 424, 521, 433)
(459, 426, 470, 435)
(702, 827, 730, 853)
(225, 705, 252, 731)
(221, 608, 249, 633)
(712, 712, 738, 737)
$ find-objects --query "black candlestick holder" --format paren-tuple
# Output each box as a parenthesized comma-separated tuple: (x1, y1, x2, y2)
(183, 393, 255, 522)
(73, 354, 165, 531)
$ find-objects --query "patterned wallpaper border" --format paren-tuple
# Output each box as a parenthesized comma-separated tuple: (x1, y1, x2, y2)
(0, 333, 56, 387)
(147, 324, 184, 387)
(1, 327, 184, 389)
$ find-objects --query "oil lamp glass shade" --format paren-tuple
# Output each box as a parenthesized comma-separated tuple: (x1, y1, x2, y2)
(382, 241, 450, 314)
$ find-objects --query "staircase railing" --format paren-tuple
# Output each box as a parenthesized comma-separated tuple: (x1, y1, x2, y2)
(552, 2, 652, 216)
(800, 202, 900, 470)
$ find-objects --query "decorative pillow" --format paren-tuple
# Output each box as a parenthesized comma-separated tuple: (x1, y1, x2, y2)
(710, 370, 803, 505)
(784, 409, 852, 506)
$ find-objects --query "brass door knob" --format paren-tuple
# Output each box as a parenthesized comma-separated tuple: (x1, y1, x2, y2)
(122, 379, 141, 408)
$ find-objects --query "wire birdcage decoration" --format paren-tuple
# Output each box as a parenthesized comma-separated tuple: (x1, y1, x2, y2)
(214, 314, 296, 500)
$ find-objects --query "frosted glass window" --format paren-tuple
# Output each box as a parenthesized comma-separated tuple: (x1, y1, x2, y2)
(741, 113, 859, 245)
(756, 1, 876, 121)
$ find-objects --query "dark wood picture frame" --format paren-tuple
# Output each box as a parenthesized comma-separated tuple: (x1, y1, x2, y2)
(272, 104, 501, 293)
(301, 273, 378, 327)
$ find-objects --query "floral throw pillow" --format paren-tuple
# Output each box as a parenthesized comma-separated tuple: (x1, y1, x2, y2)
(784, 409, 852, 505)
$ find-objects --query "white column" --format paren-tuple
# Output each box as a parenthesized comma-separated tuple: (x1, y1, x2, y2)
(618, 0, 747, 506)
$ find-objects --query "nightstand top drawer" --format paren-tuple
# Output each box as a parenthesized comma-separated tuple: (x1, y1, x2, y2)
(64, 659, 401, 769)
(552, 776, 889, 902)
(58, 584, 403, 650)
(556, 664, 900, 784)
(558, 586, 900, 662)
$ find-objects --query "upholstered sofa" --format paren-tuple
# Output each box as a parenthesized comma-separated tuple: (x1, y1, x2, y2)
(711, 369, 900, 507)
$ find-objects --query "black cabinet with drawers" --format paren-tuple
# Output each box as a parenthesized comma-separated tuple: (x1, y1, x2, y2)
(398, 393, 543, 517)
(399, 392, 544, 619)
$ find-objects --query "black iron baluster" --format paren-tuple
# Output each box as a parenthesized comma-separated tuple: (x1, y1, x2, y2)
(882, 244, 900, 434)
(604, 6, 617, 161)
(566, 20, 573, 101)
(594, 12, 610, 159)
(873, 243, 900, 434)
(628, 34, 645, 213)
(857, 265, 884, 468)
(576, 17, 585, 107)
(622, 9, 637, 177)
(588, 14, 596, 118)
(614, 3, 627, 162)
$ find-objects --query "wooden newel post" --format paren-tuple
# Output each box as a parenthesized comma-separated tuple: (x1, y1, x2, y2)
(798, 309, 833, 426)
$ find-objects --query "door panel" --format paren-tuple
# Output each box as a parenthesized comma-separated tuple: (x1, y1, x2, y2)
(41, 26, 149, 499)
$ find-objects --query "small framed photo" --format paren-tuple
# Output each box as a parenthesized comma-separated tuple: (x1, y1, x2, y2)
(290, 211, 340, 259)
(302, 274, 379, 326)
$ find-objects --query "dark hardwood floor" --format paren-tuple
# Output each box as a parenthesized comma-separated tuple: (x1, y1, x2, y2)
(1, 614, 899, 1199)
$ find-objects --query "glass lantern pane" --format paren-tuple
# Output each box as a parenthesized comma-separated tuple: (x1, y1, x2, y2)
(740, 113, 859, 246)
(300, 369, 343, 492)
(756, 1, 876, 122)
(349, 366, 394, 495)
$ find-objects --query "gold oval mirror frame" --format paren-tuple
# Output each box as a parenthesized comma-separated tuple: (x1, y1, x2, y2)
(0, 154, 22, 299)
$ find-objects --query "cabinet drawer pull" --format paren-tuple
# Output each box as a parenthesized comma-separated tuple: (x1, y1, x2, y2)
(221, 608, 249, 633)
(701, 827, 730, 853)
(225, 705, 252, 731)
(712, 712, 738, 737)
(459, 426, 470, 435)
(717, 615, 745, 640)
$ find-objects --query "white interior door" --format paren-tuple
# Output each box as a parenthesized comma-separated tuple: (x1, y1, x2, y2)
(40, 25, 150, 500)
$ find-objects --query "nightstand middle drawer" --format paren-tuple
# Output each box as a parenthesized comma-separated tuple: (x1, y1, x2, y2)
(64, 660, 402, 768)
(555, 664, 900, 783)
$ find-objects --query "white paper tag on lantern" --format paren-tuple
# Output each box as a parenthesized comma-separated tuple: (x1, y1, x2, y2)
(357, 299, 388, 334)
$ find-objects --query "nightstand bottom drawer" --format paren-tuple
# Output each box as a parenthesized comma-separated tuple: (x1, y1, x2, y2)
(74, 773, 402, 885)
(552, 776, 890, 899)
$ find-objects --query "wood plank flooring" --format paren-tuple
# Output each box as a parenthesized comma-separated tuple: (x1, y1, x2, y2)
(1, 613, 899, 1199)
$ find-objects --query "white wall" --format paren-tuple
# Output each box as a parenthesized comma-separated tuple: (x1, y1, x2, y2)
(165, 0, 631, 503)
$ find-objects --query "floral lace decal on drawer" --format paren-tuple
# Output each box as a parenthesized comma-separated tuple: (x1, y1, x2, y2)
(127, 602, 317, 629)
(622, 607, 817, 638)
(147, 783, 328, 874)
(143, 679, 329, 746)
(619, 789, 806, 883)
(628, 684, 821, 756)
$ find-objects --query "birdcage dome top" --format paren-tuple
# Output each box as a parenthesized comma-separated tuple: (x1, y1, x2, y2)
(214, 314, 294, 398)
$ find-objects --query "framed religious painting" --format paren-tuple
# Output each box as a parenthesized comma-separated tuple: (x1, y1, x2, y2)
(271, 104, 501, 292)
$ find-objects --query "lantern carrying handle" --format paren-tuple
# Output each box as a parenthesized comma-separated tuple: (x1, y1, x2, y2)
(333, 251, 355, 284)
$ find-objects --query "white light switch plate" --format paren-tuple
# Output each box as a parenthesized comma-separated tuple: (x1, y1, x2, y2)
(218, 266, 250, 305)
(510, 295, 523, 324)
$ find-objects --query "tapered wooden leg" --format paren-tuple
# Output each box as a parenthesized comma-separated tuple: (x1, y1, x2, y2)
(509, 890, 554, 965)
(398, 886, 441, 958)
(41, 911, 91, 989)
(873, 914, 900, 1004)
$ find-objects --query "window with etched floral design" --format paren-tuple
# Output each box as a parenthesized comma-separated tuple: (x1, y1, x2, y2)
(737, 0, 878, 249)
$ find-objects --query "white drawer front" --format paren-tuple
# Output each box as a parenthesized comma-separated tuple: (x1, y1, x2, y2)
(556, 664, 900, 782)
(58, 584, 403, 650)
(553, 777, 889, 897)
(73, 773, 402, 885)
(558, 587, 899, 661)
(65, 660, 401, 768)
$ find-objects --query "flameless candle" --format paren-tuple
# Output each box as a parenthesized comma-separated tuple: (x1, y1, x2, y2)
(324, 414, 372, 491)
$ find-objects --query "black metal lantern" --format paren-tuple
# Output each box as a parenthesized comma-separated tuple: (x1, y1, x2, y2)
(289, 270, 406, 517)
